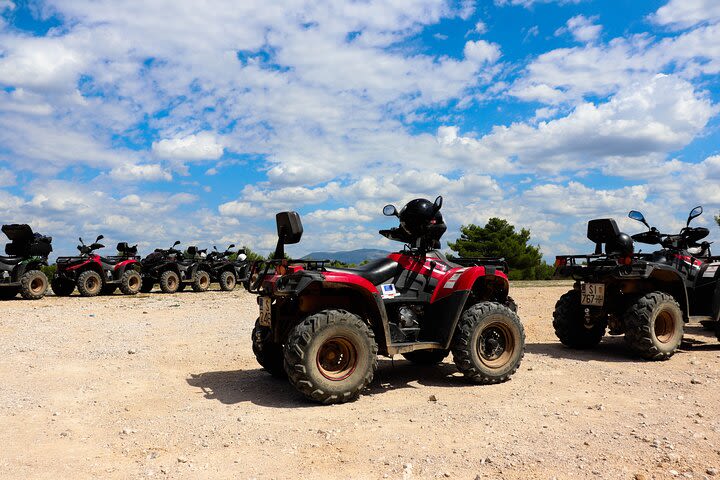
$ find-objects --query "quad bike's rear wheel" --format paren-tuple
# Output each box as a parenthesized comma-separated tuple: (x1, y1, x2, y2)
(77, 270, 103, 297)
(51, 277, 75, 296)
(251, 318, 286, 378)
(120, 270, 142, 295)
(140, 277, 154, 293)
(284, 309, 378, 404)
(20, 270, 49, 300)
(624, 291, 683, 360)
(159, 270, 180, 293)
(192, 270, 211, 292)
(553, 289, 607, 349)
(401, 349, 449, 365)
(0, 287, 19, 299)
(101, 284, 118, 295)
(451, 302, 525, 384)
(219, 270, 236, 291)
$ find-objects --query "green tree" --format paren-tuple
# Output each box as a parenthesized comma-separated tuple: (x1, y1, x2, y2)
(447, 218, 554, 280)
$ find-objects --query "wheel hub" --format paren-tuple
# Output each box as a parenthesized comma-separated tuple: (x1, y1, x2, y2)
(476, 321, 515, 368)
(317, 337, 358, 381)
(30, 277, 44, 294)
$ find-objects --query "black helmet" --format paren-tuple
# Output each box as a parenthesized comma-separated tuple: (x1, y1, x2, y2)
(398, 196, 446, 240)
(606, 232, 634, 256)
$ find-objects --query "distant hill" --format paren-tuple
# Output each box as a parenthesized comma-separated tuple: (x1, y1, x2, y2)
(302, 248, 391, 265)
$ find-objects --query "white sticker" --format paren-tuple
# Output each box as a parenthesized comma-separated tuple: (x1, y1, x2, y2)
(703, 264, 720, 277)
(380, 284, 398, 299)
(444, 269, 466, 289)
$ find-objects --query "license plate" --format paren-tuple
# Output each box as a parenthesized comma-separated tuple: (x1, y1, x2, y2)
(581, 283, 605, 306)
(258, 296, 272, 326)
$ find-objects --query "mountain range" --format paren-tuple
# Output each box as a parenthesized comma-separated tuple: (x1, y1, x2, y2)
(302, 248, 390, 265)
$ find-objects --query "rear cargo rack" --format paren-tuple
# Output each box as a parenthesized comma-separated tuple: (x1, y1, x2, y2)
(246, 259, 328, 294)
(453, 257, 509, 273)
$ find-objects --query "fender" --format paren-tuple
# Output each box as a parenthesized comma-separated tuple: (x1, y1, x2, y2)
(113, 258, 139, 275)
(430, 266, 509, 303)
(14, 258, 47, 279)
(645, 265, 690, 320)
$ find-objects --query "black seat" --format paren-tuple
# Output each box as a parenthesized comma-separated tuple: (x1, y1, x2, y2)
(324, 257, 400, 285)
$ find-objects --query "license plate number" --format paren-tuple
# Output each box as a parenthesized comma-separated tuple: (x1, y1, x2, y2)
(581, 283, 605, 306)
(259, 296, 272, 326)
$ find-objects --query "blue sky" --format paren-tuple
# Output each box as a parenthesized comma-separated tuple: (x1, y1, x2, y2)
(0, 0, 719, 259)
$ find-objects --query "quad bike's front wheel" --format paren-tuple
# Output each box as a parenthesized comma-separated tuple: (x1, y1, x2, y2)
(451, 302, 525, 384)
(553, 289, 607, 349)
(51, 277, 75, 296)
(284, 309, 378, 404)
(251, 318, 286, 378)
(192, 270, 211, 292)
(624, 292, 683, 360)
(0, 287, 19, 300)
(219, 270, 236, 291)
(401, 349, 449, 365)
(77, 270, 103, 297)
(20, 270, 49, 300)
(120, 270, 142, 295)
(159, 270, 180, 293)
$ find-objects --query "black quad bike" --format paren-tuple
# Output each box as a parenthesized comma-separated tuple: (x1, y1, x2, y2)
(140, 242, 211, 294)
(52, 236, 143, 297)
(205, 244, 239, 291)
(0, 224, 52, 300)
(246, 196, 525, 404)
(553, 206, 719, 360)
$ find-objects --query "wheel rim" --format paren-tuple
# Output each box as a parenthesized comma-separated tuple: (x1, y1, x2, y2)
(129, 275, 140, 290)
(30, 276, 45, 294)
(168, 276, 177, 289)
(200, 274, 209, 288)
(316, 336, 358, 381)
(655, 310, 676, 343)
(86, 276, 99, 293)
(227, 275, 235, 288)
(477, 321, 515, 369)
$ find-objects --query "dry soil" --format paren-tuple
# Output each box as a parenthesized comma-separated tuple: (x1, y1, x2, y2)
(1, 283, 719, 479)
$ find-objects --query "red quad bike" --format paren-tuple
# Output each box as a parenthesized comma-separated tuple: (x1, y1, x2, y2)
(553, 206, 720, 360)
(52, 236, 142, 297)
(247, 196, 525, 404)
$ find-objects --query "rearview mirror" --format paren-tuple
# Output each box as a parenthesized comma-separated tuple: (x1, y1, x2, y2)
(228, 244, 235, 249)
(96, 235, 104, 242)
(628, 210, 649, 228)
(273, 211, 303, 260)
(434, 195, 443, 211)
(173, 240, 180, 247)
(79, 237, 83, 244)
(276, 211, 303, 245)
(383, 205, 398, 217)
(688, 205, 703, 226)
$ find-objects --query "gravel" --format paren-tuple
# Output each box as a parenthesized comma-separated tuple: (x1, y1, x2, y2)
(1, 285, 719, 479)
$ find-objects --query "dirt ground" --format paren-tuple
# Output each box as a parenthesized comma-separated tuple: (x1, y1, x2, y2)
(1, 283, 719, 480)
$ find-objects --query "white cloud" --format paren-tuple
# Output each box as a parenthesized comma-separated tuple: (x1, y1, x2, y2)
(0, 168, 16, 187)
(473, 21, 487, 34)
(494, 0, 583, 7)
(217, 201, 263, 217)
(463, 40, 501, 64)
(556, 15, 602, 43)
(152, 132, 224, 161)
(449, 75, 714, 174)
(651, 0, 720, 30)
(307, 207, 373, 223)
(109, 163, 172, 182)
